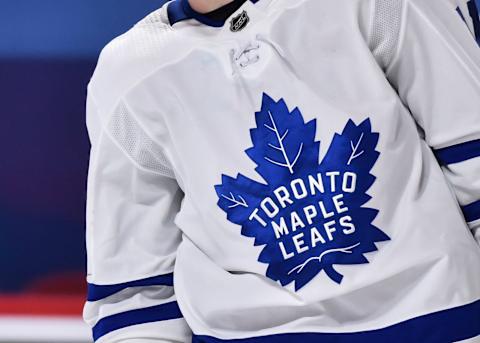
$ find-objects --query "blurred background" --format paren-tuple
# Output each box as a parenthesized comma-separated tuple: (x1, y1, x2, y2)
(0, 1, 166, 342)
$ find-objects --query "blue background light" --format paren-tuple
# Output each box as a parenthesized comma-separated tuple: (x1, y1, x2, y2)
(0, 0, 167, 293)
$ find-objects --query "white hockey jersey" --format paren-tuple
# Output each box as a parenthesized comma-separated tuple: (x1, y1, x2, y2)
(83, 0, 480, 342)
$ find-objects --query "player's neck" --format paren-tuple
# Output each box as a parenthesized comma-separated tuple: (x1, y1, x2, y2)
(188, 0, 234, 13)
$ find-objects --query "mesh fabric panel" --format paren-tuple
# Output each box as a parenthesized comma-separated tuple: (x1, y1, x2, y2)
(369, 0, 404, 70)
(107, 101, 175, 178)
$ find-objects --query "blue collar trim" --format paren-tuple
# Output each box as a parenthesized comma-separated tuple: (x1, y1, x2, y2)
(167, 0, 259, 27)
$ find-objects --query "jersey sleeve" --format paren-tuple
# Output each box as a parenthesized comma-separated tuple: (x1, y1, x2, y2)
(83, 89, 192, 343)
(371, 0, 480, 242)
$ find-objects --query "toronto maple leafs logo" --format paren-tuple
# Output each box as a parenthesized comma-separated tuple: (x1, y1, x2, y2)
(214, 94, 390, 291)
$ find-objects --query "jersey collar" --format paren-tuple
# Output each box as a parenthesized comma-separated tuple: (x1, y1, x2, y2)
(167, 0, 260, 27)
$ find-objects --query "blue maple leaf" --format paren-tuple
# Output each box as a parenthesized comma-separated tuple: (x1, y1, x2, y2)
(214, 93, 390, 291)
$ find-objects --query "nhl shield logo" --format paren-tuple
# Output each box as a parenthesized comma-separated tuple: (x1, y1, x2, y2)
(230, 10, 249, 32)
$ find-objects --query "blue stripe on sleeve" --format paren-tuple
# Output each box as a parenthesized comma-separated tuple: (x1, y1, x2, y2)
(193, 299, 480, 343)
(433, 139, 480, 165)
(92, 301, 183, 341)
(457, 6, 467, 22)
(463, 199, 480, 222)
(467, 0, 480, 44)
(87, 273, 174, 301)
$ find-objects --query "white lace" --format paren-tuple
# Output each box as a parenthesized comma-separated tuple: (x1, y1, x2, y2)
(229, 34, 298, 109)
(230, 39, 261, 70)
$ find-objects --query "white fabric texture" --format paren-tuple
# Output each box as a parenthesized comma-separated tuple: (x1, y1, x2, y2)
(96, 319, 191, 343)
(441, 158, 480, 206)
